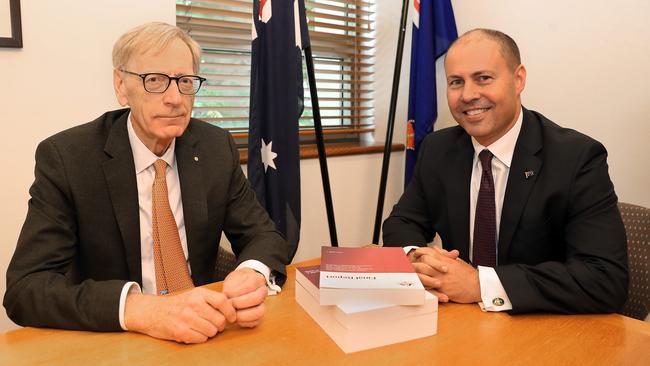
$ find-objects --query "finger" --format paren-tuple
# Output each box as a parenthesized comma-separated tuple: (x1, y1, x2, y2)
(416, 254, 450, 273)
(193, 302, 229, 332)
(183, 309, 219, 338)
(417, 272, 441, 289)
(235, 302, 266, 325)
(174, 327, 209, 344)
(413, 247, 437, 258)
(434, 247, 460, 259)
(230, 285, 267, 310)
(203, 290, 237, 323)
(412, 261, 437, 277)
(222, 273, 249, 298)
(223, 271, 265, 298)
(237, 320, 261, 328)
(428, 289, 450, 303)
(169, 315, 212, 344)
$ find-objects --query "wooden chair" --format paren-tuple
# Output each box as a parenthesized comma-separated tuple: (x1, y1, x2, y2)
(618, 202, 650, 321)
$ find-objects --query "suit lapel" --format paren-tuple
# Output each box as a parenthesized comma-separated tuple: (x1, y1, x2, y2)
(175, 123, 209, 284)
(498, 108, 543, 264)
(102, 112, 142, 284)
(446, 133, 474, 261)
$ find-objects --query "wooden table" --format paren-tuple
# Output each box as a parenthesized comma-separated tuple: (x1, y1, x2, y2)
(2, 259, 649, 366)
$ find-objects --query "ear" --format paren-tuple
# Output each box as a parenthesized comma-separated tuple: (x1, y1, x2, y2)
(514, 64, 527, 96)
(113, 69, 129, 107)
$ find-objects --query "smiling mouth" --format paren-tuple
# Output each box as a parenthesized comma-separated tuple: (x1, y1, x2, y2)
(463, 107, 491, 116)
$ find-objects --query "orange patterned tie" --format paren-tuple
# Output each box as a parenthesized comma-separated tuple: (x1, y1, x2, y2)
(152, 159, 194, 295)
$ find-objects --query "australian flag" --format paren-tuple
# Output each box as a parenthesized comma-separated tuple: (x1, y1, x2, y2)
(405, 0, 457, 186)
(248, 0, 309, 261)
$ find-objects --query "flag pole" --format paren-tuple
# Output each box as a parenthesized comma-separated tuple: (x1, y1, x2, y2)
(304, 46, 339, 247)
(372, 0, 410, 244)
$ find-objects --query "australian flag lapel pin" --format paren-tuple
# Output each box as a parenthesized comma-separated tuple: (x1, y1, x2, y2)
(524, 170, 535, 179)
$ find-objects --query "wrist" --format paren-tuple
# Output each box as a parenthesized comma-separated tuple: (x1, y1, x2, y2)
(407, 249, 417, 263)
(472, 268, 482, 303)
(124, 293, 149, 332)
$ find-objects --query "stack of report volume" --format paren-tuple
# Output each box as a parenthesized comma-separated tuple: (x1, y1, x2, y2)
(295, 246, 438, 353)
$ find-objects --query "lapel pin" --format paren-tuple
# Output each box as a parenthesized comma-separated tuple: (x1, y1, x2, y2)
(194, 156, 199, 162)
(524, 170, 534, 179)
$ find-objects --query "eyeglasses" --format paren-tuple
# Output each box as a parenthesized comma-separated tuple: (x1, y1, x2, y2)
(119, 69, 206, 95)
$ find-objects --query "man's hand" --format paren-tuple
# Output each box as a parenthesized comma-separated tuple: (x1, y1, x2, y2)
(411, 247, 481, 304)
(223, 268, 268, 328)
(124, 287, 237, 344)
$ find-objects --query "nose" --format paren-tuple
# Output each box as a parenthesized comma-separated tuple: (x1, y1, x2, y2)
(162, 79, 184, 105)
(460, 81, 480, 103)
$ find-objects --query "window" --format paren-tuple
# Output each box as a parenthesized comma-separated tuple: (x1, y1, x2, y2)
(176, 0, 375, 145)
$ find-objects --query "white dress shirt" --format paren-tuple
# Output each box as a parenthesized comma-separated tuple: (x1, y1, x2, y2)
(118, 114, 278, 330)
(469, 108, 523, 312)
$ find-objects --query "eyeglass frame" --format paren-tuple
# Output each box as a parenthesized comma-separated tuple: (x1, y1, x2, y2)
(119, 69, 207, 95)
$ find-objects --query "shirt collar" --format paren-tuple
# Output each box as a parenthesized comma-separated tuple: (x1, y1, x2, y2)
(126, 112, 176, 174)
(470, 107, 524, 168)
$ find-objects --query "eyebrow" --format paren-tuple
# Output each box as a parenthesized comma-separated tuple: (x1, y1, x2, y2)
(446, 70, 494, 80)
(472, 70, 495, 76)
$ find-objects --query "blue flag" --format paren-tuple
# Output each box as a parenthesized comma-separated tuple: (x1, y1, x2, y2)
(405, 0, 457, 186)
(248, 0, 309, 260)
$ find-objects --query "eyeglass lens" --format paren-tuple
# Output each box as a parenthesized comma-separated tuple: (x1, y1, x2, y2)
(144, 74, 202, 94)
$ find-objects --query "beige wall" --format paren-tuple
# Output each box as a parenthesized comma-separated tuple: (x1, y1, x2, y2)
(1, 0, 648, 332)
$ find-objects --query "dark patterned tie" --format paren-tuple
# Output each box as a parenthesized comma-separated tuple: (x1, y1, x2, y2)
(473, 150, 497, 267)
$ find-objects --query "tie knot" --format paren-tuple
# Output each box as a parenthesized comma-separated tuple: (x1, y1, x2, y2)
(478, 149, 493, 170)
(153, 159, 167, 177)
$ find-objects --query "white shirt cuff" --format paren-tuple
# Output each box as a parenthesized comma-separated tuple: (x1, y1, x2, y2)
(236, 259, 281, 295)
(403, 246, 419, 255)
(477, 266, 513, 312)
(119, 281, 142, 330)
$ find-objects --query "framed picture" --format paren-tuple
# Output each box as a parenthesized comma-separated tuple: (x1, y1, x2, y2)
(0, 0, 22, 48)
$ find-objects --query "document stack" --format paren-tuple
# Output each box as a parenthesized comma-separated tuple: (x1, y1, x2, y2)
(295, 246, 438, 353)
(318, 246, 426, 305)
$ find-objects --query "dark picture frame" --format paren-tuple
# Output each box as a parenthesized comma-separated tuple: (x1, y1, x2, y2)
(0, 0, 22, 48)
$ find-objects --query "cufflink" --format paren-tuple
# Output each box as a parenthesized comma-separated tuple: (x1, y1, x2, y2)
(492, 297, 505, 306)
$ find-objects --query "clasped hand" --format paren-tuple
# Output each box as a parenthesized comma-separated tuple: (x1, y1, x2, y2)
(125, 267, 268, 344)
(409, 247, 481, 304)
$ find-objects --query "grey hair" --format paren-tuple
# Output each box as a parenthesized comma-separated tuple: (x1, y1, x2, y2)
(112, 22, 201, 73)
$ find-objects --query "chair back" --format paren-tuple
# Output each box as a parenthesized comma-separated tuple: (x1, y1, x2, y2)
(215, 248, 238, 282)
(618, 202, 650, 320)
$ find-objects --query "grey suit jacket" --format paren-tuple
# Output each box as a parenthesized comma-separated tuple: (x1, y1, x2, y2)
(383, 108, 628, 314)
(4, 109, 289, 331)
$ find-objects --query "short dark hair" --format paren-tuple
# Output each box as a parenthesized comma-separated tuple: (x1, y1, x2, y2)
(450, 28, 521, 70)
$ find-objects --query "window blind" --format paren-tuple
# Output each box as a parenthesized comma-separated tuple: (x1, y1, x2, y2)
(176, 0, 375, 143)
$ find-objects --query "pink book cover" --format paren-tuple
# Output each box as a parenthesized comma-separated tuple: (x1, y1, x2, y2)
(320, 246, 414, 273)
(319, 246, 423, 294)
(297, 265, 320, 287)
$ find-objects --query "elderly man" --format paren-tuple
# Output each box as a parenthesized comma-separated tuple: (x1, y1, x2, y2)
(383, 29, 628, 314)
(4, 22, 288, 344)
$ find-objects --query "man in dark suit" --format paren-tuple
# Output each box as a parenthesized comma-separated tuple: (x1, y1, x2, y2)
(4, 22, 289, 343)
(383, 29, 628, 314)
